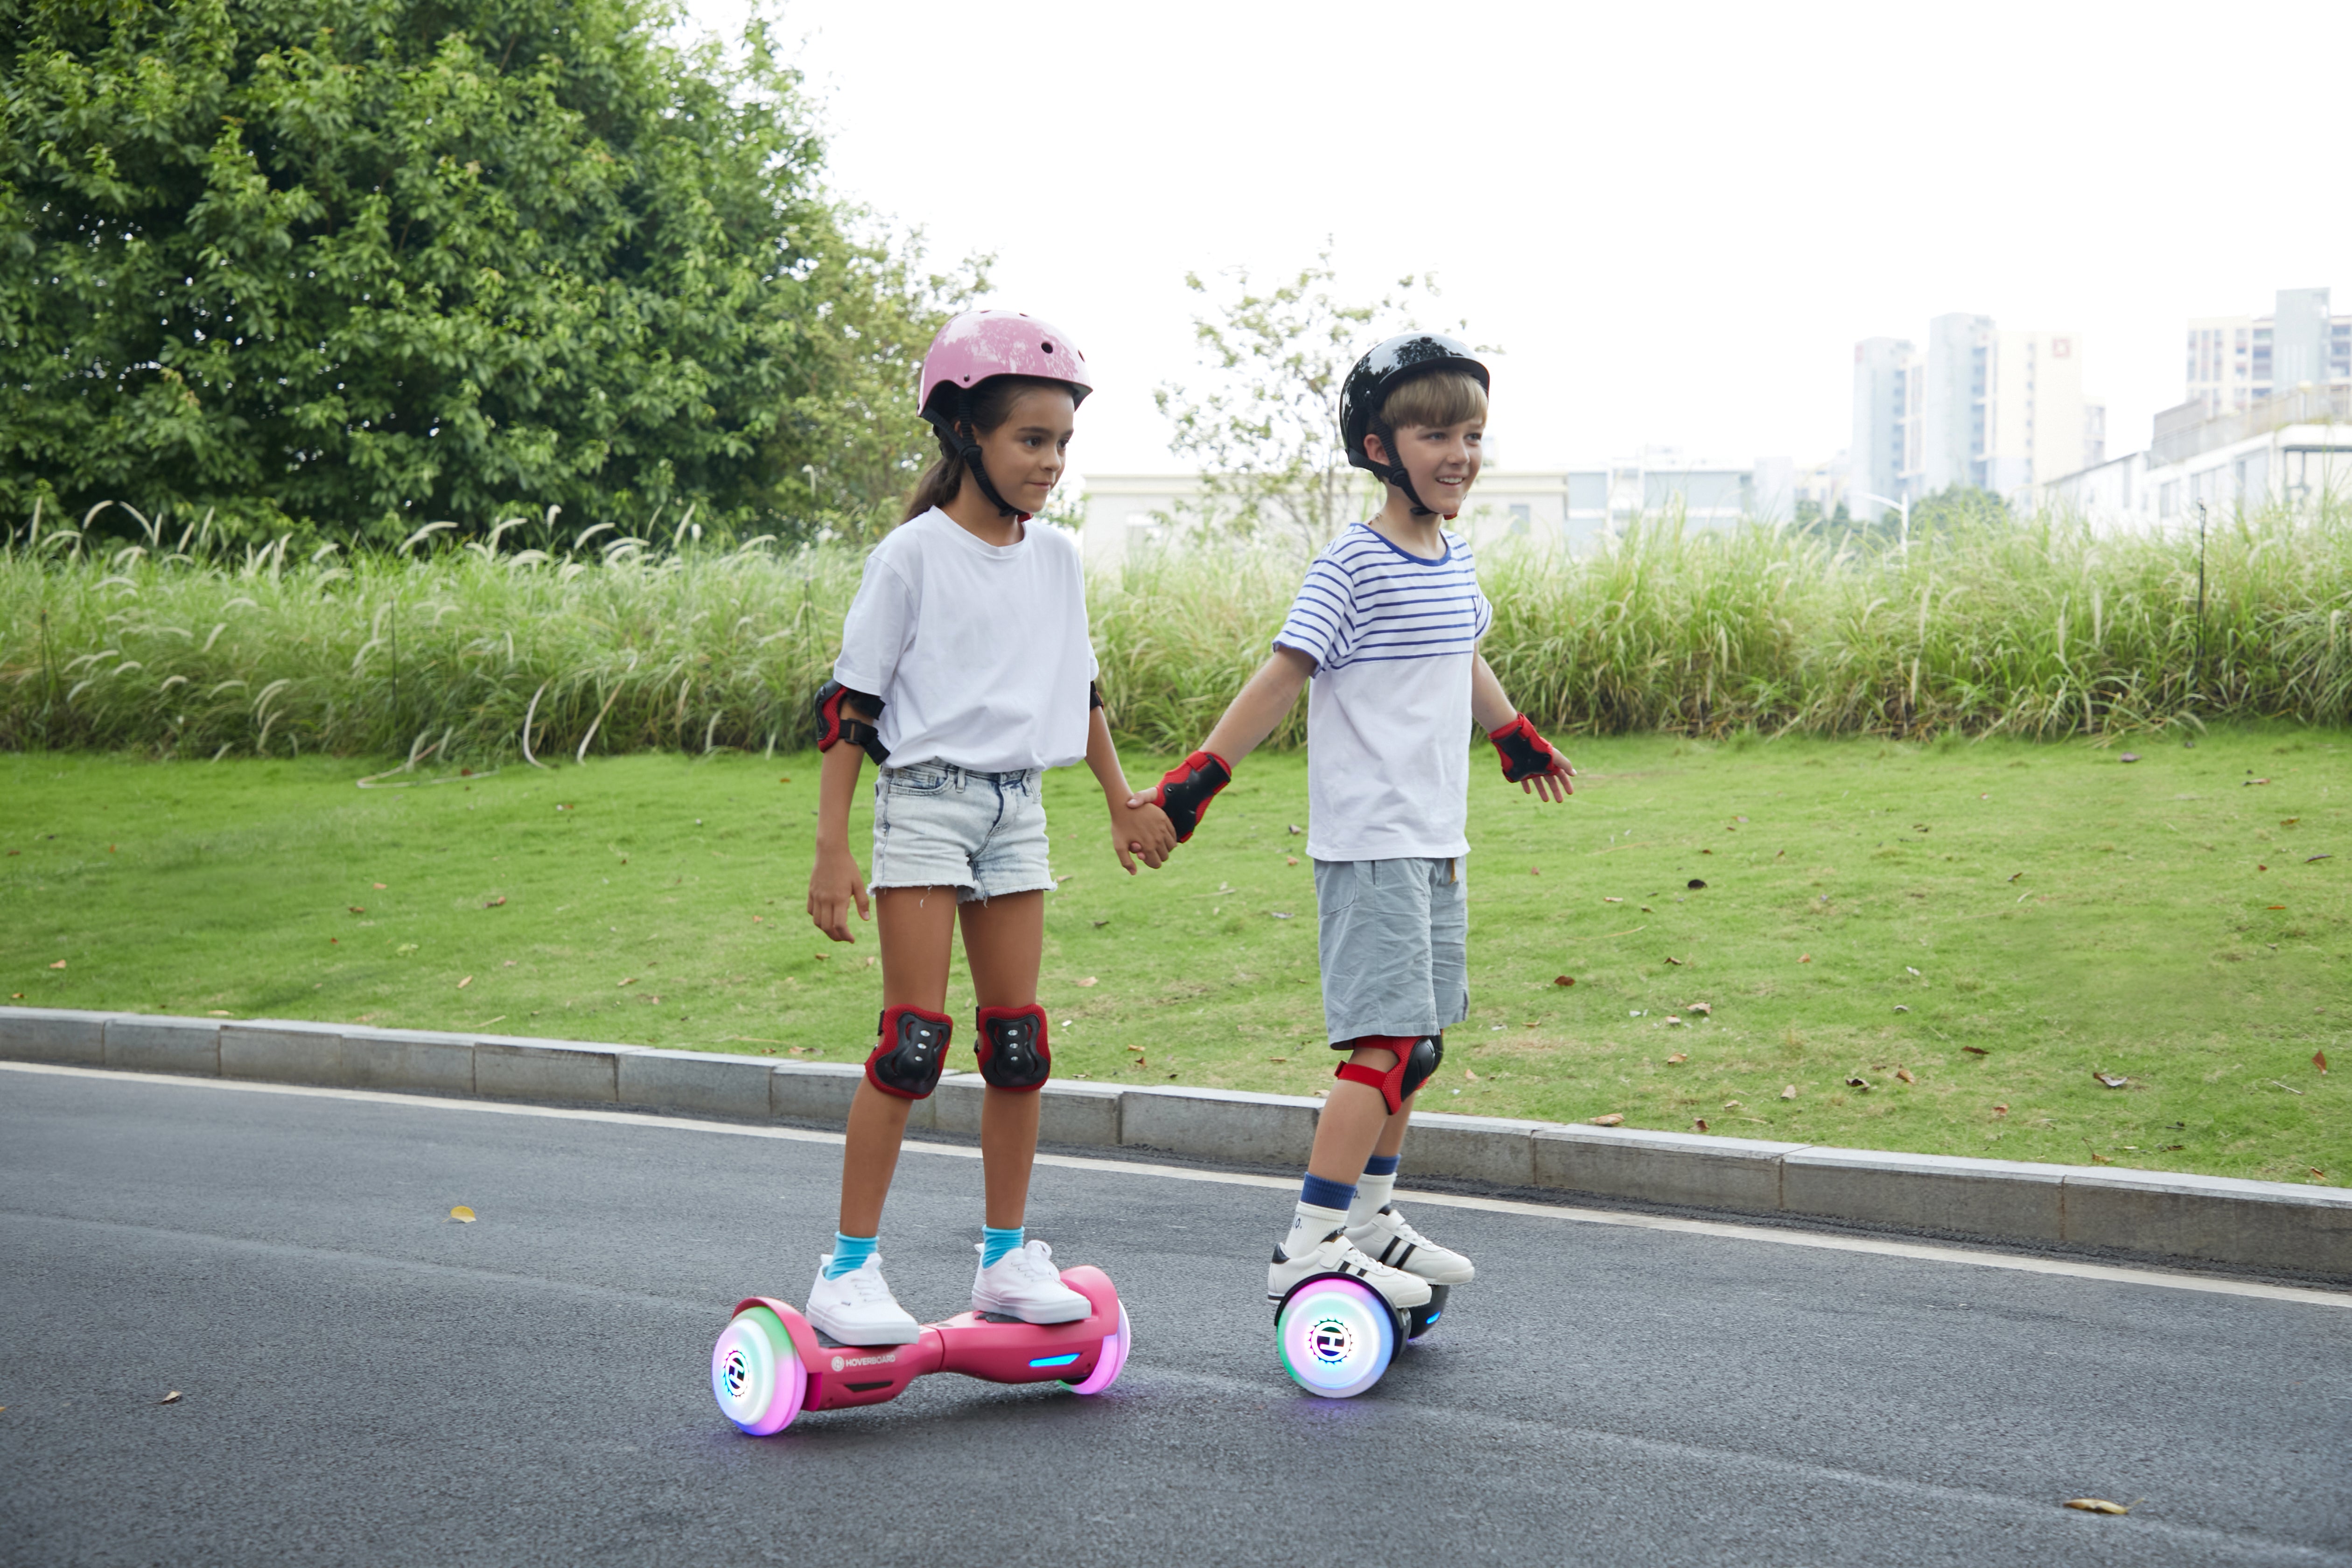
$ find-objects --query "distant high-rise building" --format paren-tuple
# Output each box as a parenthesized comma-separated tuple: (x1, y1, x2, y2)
(1985, 328, 2087, 497)
(1849, 337, 1920, 520)
(1921, 313, 1993, 494)
(2184, 287, 2350, 417)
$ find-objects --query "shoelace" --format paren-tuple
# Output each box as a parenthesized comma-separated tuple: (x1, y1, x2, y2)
(1382, 1208, 1436, 1248)
(844, 1264, 899, 1304)
(1001, 1240, 1060, 1284)
(1319, 1230, 1409, 1278)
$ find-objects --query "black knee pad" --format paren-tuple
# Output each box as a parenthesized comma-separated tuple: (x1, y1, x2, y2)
(974, 1004, 1050, 1091)
(866, 1006, 952, 1100)
(1399, 1034, 1443, 1101)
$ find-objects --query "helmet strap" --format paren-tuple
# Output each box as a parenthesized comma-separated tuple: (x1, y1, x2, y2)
(1371, 420, 1447, 519)
(927, 392, 1027, 521)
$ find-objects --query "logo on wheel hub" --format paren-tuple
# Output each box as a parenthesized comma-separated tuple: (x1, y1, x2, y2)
(1310, 1316, 1356, 1365)
(721, 1348, 749, 1398)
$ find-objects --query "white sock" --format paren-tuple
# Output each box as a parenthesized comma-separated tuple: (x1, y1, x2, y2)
(1348, 1171, 1396, 1230)
(1281, 1201, 1349, 1260)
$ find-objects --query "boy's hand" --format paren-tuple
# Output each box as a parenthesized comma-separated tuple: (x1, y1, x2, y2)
(1490, 714, 1575, 802)
(1129, 750, 1232, 842)
(1108, 798, 1177, 873)
(807, 843, 870, 941)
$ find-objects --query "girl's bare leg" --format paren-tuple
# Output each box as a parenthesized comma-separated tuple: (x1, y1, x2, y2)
(959, 890, 1046, 1229)
(837, 886, 959, 1236)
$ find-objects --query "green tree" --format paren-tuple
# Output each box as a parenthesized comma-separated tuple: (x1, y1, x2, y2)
(0, 0, 968, 544)
(1153, 247, 1467, 562)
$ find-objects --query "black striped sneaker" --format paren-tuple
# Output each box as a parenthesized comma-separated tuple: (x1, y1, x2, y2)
(1269, 1227, 1434, 1309)
(1346, 1204, 1474, 1284)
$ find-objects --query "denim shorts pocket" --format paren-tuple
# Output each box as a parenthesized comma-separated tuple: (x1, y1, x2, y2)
(889, 764, 949, 795)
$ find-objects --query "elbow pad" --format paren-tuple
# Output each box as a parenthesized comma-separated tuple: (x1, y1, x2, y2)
(1488, 714, 1561, 783)
(1088, 679, 1104, 711)
(1154, 749, 1232, 842)
(814, 680, 888, 764)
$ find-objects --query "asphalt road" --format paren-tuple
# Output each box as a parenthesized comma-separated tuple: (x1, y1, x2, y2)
(4, 1065, 2348, 1568)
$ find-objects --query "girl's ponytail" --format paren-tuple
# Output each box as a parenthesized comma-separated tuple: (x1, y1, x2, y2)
(902, 435, 965, 523)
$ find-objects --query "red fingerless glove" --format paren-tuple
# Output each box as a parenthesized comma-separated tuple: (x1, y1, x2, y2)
(1153, 750, 1232, 842)
(1489, 714, 1562, 783)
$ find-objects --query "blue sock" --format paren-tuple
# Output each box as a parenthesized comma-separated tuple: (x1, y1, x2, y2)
(1362, 1153, 1401, 1177)
(1299, 1172, 1357, 1211)
(981, 1225, 1026, 1267)
(824, 1231, 877, 1281)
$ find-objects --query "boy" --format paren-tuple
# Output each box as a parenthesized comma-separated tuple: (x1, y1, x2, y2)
(1134, 332, 1575, 1316)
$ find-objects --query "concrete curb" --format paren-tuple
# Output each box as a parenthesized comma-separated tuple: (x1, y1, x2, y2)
(6, 1007, 2346, 1280)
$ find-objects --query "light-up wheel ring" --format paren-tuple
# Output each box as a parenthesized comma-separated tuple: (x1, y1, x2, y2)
(711, 1305, 806, 1435)
(1066, 1301, 1131, 1395)
(1276, 1276, 1396, 1399)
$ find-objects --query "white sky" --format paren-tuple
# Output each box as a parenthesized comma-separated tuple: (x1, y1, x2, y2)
(685, 0, 2350, 478)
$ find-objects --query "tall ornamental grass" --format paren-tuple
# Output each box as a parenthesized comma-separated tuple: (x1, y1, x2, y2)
(4, 505, 2348, 761)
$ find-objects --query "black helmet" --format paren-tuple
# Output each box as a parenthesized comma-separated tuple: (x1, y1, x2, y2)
(1339, 333, 1491, 517)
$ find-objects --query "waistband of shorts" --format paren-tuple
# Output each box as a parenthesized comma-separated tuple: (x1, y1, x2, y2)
(880, 762, 1040, 786)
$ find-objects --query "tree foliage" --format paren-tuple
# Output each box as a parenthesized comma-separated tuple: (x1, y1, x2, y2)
(0, 0, 973, 543)
(1153, 248, 1466, 560)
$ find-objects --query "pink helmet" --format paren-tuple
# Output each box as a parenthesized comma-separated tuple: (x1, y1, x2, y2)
(917, 310, 1092, 417)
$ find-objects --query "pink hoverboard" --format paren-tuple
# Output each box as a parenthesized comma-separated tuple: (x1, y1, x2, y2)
(710, 1265, 1130, 1435)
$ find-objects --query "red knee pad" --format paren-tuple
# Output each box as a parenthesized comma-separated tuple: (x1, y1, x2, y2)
(866, 1005, 952, 1100)
(975, 1004, 1050, 1091)
(1333, 1035, 1423, 1115)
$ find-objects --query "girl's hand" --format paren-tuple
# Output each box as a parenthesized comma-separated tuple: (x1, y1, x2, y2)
(1107, 798, 1176, 873)
(808, 843, 871, 941)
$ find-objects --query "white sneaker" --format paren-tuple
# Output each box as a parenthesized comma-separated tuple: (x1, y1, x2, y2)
(805, 1253, 921, 1345)
(971, 1239, 1092, 1324)
(1346, 1203, 1475, 1285)
(1269, 1225, 1434, 1311)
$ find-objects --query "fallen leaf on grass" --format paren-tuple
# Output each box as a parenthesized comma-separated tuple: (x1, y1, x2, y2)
(1693, 1118, 1708, 1132)
(1799, 954, 1813, 964)
(449, 1206, 476, 1223)
(1893, 1004, 1910, 1013)
(1665, 955, 1685, 966)
(1685, 1001, 1712, 1016)
(1464, 1068, 1479, 1081)
(617, 977, 636, 987)
(1603, 896, 1624, 903)
(2282, 817, 2300, 826)
(457, 976, 472, 989)
(1554, 975, 1575, 987)
(1665, 1015, 1684, 1026)
(1092, 919, 1111, 929)
(1286, 855, 1300, 866)
(2311, 1168, 2329, 1181)
(1963, 1045, 1990, 1056)
(1906, 966, 1922, 977)
(2317, 1051, 2330, 1074)
(1666, 1052, 1687, 1064)
(1723, 1099, 1742, 1110)
(47, 959, 67, 969)
(1590, 1113, 1625, 1126)
(1896, 1068, 1916, 1085)
(2064, 1498, 2132, 1515)
(1779, 1085, 1798, 1100)
(2310, 854, 2334, 864)
(207, 1009, 231, 1017)
(1993, 1103, 2009, 1114)
(2268, 905, 2287, 910)
(2007, 871, 2024, 882)
(1076, 976, 1098, 988)
(1529, 866, 1541, 876)
(160, 1391, 182, 1405)
(373, 882, 386, 890)
(2091, 1153, 2113, 1163)
(1287, 824, 1302, 835)
(348, 906, 365, 914)
(1687, 878, 1707, 890)
(1845, 1075, 1872, 1091)
(485, 896, 506, 908)
(2245, 778, 2270, 787)
(2093, 1071, 2129, 1088)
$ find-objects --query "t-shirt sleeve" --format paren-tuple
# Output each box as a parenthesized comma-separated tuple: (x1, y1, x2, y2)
(1273, 557, 1354, 670)
(832, 548, 915, 698)
(1473, 584, 1495, 641)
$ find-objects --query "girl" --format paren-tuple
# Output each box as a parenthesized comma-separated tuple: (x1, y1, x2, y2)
(803, 310, 1176, 1344)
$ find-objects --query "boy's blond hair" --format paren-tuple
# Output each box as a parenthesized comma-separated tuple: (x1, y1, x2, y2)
(1379, 369, 1487, 433)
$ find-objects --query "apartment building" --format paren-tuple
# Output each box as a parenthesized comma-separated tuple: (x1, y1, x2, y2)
(2184, 287, 2351, 418)
(1857, 312, 2102, 509)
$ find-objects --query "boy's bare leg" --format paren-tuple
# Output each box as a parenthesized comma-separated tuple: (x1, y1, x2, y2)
(1304, 1045, 1401, 1184)
(836, 886, 958, 1235)
(958, 890, 1046, 1230)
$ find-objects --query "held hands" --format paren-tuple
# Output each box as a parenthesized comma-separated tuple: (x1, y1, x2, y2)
(807, 842, 871, 942)
(1490, 714, 1575, 803)
(1108, 796, 1177, 874)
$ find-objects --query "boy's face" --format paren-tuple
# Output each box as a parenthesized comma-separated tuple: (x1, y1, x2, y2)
(1368, 418, 1484, 511)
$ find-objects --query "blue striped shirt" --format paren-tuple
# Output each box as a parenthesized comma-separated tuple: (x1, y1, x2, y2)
(1274, 523, 1494, 862)
(1275, 523, 1493, 672)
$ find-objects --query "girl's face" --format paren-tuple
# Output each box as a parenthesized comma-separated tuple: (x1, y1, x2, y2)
(971, 385, 1077, 511)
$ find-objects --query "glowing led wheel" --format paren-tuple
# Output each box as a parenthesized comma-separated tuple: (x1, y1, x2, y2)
(711, 1305, 806, 1435)
(1065, 1302, 1131, 1395)
(1276, 1276, 1396, 1399)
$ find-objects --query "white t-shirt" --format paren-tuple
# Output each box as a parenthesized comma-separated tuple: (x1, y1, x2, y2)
(831, 508, 1097, 773)
(1273, 522, 1494, 862)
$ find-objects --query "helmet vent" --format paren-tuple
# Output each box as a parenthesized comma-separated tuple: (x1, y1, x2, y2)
(1041, 342, 1055, 354)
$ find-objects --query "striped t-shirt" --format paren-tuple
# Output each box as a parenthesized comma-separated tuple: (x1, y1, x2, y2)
(1274, 523, 1494, 862)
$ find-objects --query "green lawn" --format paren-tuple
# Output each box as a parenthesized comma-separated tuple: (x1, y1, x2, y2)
(2, 731, 2344, 1187)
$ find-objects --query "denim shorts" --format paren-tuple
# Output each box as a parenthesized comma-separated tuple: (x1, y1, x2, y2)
(870, 763, 1054, 904)
(1314, 856, 1470, 1044)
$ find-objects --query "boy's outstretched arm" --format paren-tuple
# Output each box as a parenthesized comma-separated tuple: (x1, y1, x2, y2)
(1472, 652, 1575, 803)
(1085, 705, 1175, 874)
(1124, 646, 1314, 840)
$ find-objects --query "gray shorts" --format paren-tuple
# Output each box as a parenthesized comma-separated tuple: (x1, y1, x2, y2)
(870, 763, 1054, 904)
(1313, 856, 1470, 1045)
